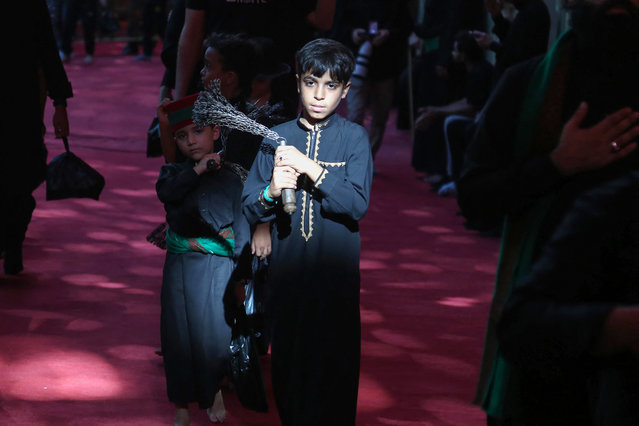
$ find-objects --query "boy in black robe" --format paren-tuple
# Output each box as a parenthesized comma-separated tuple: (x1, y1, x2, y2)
(242, 38, 373, 425)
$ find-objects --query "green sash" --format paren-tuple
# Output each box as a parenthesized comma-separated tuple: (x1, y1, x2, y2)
(165, 226, 235, 258)
(481, 31, 575, 418)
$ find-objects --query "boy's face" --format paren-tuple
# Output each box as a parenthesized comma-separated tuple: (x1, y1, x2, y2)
(201, 47, 236, 98)
(173, 124, 220, 161)
(296, 70, 350, 126)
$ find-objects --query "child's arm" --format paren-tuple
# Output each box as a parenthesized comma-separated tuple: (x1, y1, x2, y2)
(275, 126, 373, 220)
(243, 142, 282, 224)
(156, 163, 200, 204)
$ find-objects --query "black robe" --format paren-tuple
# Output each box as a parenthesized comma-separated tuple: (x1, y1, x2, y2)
(499, 169, 639, 426)
(157, 161, 250, 409)
(242, 113, 373, 425)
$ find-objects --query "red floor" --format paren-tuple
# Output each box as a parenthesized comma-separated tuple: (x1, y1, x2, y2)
(0, 42, 499, 425)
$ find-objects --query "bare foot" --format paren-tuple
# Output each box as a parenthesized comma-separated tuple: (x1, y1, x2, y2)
(174, 405, 189, 426)
(206, 390, 226, 423)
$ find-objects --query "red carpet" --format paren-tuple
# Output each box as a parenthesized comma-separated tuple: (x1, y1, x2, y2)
(0, 42, 499, 425)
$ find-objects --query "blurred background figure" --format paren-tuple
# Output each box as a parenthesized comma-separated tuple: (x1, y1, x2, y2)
(1, 0, 73, 275)
(334, 0, 412, 171)
(59, 0, 100, 63)
(122, 0, 169, 61)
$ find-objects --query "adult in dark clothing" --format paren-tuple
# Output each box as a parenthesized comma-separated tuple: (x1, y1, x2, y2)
(498, 166, 639, 426)
(59, 0, 99, 63)
(1, 0, 73, 275)
(334, 0, 412, 161)
(473, 0, 550, 85)
(158, 0, 187, 103)
(414, 31, 493, 196)
(174, 0, 336, 117)
(123, 0, 167, 61)
(456, 0, 639, 424)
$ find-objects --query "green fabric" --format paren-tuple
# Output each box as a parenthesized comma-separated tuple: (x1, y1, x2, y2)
(168, 106, 195, 128)
(481, 30, 574, 418)
(165, 226, 234, 257)
(423, 37, 439, 53)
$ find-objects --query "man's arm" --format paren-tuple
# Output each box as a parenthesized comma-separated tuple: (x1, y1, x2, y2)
(306, 0, 336, 30)
(415, 99, 477, 130)
(175, 8, 205, 98)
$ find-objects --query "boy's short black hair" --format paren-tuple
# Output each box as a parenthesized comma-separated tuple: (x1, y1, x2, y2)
(203, 32, 257, 97)
(295, 38, 355, 84)
(454, 30, 484, 64)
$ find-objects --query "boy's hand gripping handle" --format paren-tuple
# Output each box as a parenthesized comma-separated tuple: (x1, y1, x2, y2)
(277, 138, 297, 215)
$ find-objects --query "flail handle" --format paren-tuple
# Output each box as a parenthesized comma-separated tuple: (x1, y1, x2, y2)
(277, 137, 297, 215)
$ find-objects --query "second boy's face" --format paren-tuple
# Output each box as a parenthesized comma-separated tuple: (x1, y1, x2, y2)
(297, 70, 350, 126)
(174, 124, 219, 161)
(201, 47, 225, 88)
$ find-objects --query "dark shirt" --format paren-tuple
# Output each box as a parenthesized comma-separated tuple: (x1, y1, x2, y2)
(499, 168, 639, 425)
(465, 60, 494, 109)
(185, 0, 316, 64)
(156, 159, 250, 259)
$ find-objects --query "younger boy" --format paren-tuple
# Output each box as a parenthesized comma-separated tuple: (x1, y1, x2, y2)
(242, 38, 373, 425)
(156, 94, 250, 425)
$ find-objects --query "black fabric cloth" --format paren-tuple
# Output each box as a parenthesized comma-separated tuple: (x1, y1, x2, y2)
(242, 113, 373, 424)
(157, 158, 251, 408)
(185, 0, 315, 65)
(2, 0, 73, 193)
(498, 168, 639, 426)
(457, 57, 565, 232)
(466, 60, 494, 109)
(156, 159, 250, 257)
(457, 35, 639, 424)
(333, 0, 413, 81)
(488, 0, 550, 84)
(161, 250, 235, 408)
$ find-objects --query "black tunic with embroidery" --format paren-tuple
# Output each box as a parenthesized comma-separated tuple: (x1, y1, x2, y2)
(242, 113, 373, 425)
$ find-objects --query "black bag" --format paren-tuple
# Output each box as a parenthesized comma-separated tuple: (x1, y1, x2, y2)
(229, 306, 268, 413)
(46, 137, 105, 201)
(146, 115, 162, 158)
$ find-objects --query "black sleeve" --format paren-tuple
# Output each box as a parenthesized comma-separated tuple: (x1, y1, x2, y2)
(465, 64, 494, 109)
(156, 162, 200, 204)
(38, 0, 73, 103)
(456, 58, 566, 231)
(497, 181, 625, 370)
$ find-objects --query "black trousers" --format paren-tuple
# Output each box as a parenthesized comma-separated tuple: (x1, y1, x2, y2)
(60, 0, 98, 55)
